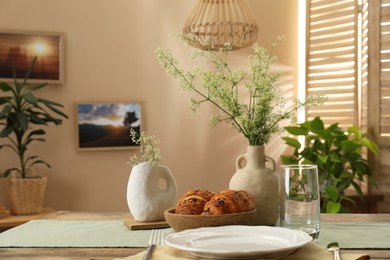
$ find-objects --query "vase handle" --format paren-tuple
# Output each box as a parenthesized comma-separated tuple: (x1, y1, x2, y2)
(265, 156, 276, 171)
(235, 153, 247, 170)
(158, 168, 178, 194)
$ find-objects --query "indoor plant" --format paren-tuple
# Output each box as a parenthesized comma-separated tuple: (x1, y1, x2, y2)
(0, 56, 68, 214)
(156, 35, 325, 146)
(126, 129, 178, 221)
(156, 35, 325, 224)
(281, 116, 380, 213)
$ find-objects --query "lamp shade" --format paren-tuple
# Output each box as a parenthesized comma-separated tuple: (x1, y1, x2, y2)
(183, 0, 258, 50)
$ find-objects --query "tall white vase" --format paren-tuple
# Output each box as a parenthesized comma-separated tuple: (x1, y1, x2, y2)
(229, 145, 279, 225)
(127, 162, 178, 221)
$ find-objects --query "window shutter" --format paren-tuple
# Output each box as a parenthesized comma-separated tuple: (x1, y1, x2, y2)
(380, 1, 390, 142)
(375, 0, 390, 211)
(306, 0, 359, 128)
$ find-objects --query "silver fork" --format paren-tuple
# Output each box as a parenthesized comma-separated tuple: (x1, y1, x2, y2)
(143, 229, 165, 260)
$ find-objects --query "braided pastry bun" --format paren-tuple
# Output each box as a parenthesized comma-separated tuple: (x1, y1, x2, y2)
(175, 195, 208, 215)
(179, 189, 216, 202)
(202, 190, 255, 215)
(175, 189, 216, 215)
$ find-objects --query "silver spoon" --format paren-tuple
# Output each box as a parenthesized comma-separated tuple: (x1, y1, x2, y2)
(327, 242, 341, 260)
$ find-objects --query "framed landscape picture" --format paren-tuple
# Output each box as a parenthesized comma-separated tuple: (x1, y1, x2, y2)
(75, 102, 142, 151)
(0, 30, 64, 84)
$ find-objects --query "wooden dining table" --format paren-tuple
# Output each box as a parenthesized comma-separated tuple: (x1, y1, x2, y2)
(0, 211, 389, 260)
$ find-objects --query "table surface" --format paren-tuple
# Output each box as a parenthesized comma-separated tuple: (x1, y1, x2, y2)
(0, 211, 389, 260)
(0, 208, 56, 230)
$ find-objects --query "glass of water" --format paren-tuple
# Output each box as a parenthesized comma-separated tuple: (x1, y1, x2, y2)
(279, 164, 320, 239)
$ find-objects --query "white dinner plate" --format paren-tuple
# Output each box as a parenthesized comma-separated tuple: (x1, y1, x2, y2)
(164, 225, 312, 259)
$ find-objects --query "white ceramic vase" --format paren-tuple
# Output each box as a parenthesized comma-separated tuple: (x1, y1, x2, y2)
(229, 145, 279, 225)
(127, 162, 178, 222)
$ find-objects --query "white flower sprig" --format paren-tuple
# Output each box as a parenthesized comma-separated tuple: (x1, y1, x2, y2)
(128, 129, 161, 167)
(156, 35, 326, 146)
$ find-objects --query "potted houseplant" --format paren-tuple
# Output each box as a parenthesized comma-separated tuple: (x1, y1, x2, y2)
(155, 35, 325, 224)
(0, 56, 68, 215)
(281, 116, 380, 213)
(126, 129, 178, 221)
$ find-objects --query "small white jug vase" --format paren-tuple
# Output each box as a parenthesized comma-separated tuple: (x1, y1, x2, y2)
(229, 145, 279, 225)
(127, 162, 178, 221)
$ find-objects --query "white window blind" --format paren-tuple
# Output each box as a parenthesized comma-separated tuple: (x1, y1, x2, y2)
(379, 0, 390, 211)
(381, 0, 390, 140)
(306, 0, 359, 128)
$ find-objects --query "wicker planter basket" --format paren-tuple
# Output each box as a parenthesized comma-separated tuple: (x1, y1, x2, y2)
(6, 175, 47, 215)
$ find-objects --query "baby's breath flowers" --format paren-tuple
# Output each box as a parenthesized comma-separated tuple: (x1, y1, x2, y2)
(128, 129, 161, 167)
(156, 35, 325, 146)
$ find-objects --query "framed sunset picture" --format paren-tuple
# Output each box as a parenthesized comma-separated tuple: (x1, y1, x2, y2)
(0, 30, 64, 83)
(75, 102, 143, 151)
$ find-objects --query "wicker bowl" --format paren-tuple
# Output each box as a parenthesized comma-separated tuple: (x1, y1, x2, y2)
(164, 208, 257, 231)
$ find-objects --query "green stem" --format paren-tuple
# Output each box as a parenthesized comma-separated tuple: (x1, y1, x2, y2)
(160, 51, 248, 136)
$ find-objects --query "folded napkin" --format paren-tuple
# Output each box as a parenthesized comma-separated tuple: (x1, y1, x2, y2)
(119, 242, 369, 260)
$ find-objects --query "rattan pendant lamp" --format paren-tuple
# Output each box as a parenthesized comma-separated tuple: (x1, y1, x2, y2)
(183, 0, 258, 50)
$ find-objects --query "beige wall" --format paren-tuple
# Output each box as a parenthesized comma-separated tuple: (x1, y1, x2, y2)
(0, 0, 298, 211)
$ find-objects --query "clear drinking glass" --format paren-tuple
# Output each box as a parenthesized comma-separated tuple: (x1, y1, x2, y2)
(279, 164, 320, 239)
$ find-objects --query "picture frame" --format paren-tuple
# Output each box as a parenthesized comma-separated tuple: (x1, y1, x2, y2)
(75, 102, 143, 151)
(0, 30, 65, 84)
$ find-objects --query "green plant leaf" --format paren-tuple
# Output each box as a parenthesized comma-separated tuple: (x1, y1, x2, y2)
(340, 195, 355, 205)
(341, 141, 360, 153)
(0, 82, 13, 92)
(282, 136, 301, 149)
(2, 168, 12, 178)
(29, 159, 51, 169)
(361, 137, 380, 156)
(16, 112, 29, 132)
(0, 104, 12, 118)
(347, 125, 360, 137)
(38, 97, 65, 107)
(29, 82, 47, 91)
(0, 96, 12, 105)
(27, 129, 46, 138)
(29, 114, 47, 125)
(326, 201, 341, 213)
(301, 158, 314, 164)
(284, 126, 308, 135)
(0, 125, 14, 137)
(300, 121, 311, 129)
(44, 103, 68, 118)
(351, 181, 363, 197)
(330, 152, 342, 163)
(23, 91, 38, 105)
(311, 117, 324, 132)
(317, 154, 328, 164)
(280, 155, 298, 164)
(325, 185, 339, 201)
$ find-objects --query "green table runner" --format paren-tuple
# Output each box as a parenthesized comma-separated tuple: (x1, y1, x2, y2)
(0, 220, 171, 248)
(0, 220, 388, 248)
(317, 222, 390, 249)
